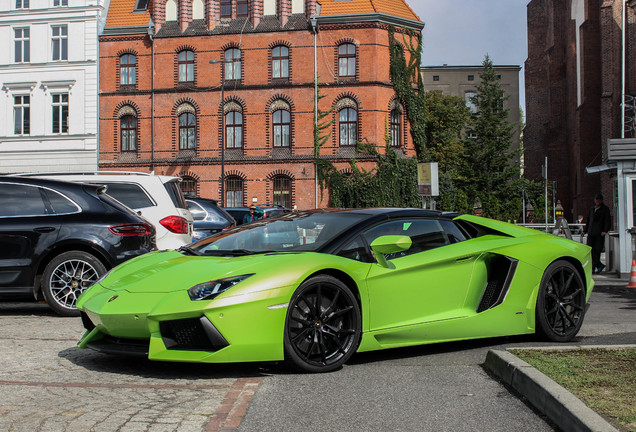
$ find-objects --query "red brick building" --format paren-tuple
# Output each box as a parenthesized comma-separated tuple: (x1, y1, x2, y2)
(99, 0, 423, 209)
(525, 0, 636, 222)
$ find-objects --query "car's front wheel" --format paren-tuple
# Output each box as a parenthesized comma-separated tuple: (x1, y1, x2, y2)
(536, 260, 586, 342)
(284, 275, 361, 373)
(42, 251, 107, 317)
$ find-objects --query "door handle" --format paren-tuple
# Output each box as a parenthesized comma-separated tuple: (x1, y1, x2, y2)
(34, 227, 56, 233)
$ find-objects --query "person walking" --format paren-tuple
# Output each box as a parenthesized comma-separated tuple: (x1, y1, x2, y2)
(584, 194, 611, 274)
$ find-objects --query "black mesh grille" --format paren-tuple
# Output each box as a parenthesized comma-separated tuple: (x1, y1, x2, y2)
(476, 256, 518, 313)
(477, 280, 501, 313)
(160, 317, 229, 352)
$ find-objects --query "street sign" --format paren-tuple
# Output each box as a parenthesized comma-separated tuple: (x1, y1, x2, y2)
(417, 163, 439, 196)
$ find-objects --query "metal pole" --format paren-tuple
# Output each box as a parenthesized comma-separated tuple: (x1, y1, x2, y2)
(522, 189, 526, 224)
(220, 77, 225, 207)
(544, 156, 548, 232)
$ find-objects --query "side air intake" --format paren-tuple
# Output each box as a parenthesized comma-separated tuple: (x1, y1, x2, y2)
(477, 255, 518, 313)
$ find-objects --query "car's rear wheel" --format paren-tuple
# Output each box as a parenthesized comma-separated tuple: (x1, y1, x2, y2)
(42, 251, 107, 317)
(284, 275, 361, 373)
(536, 260, 586, 342)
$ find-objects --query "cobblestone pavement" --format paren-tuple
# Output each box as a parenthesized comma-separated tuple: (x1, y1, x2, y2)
(0, 301, 264, 432)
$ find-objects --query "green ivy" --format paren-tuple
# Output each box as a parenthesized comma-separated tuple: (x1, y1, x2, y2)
(313, 26, 424, 208)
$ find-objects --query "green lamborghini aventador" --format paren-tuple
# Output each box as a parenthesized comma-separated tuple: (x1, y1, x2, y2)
(76, 208, 594, 372)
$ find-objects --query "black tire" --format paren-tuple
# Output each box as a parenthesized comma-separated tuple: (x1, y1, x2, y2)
(42, 251, 107, 317)
(284, 275, 361, 373)
(536, 260, 586, 342)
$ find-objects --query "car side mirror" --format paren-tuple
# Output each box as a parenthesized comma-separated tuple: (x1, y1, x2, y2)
(370, 235, 412, 268)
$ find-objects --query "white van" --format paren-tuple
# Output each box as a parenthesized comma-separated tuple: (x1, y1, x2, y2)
(22, 172, 193, 249)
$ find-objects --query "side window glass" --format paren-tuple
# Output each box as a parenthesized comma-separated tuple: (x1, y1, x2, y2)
(0, 184, 47, 217)
(363, 219, 449, 259)
(439, 220, 467, 244)
(43, 189, 78, 214)
(101, 183, 155, 209)
(337, 235, 371, 262)
(186, 200, 206, 220)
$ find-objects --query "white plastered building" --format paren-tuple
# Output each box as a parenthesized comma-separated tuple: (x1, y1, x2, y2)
(0, 0, 106, 173)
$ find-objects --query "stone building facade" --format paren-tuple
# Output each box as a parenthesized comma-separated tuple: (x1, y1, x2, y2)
(99, 0, 423, 209)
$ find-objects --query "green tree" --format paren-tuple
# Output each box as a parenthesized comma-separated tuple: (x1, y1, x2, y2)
(460, 55, 520, 218)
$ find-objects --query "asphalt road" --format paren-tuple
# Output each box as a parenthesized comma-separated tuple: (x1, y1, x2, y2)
(0, 281, 634, 432)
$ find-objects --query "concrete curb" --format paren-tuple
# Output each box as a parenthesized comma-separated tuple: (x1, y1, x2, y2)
(483, 346, 634, 432)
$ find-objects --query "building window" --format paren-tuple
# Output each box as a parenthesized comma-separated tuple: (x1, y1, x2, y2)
(221, 0, 232, 17)
(433, 75, 439, 81)
(224, 48, 241, 81)
(134, 0, 149, 10)
(272, 176, 291, 209)
(272, 45, 289, 79)
(16, 0, 29, 8)
(338, 43, 356, 78)
(178, 50, 195, 83)
(120, 115, 137, 151)
(54, 0, 68, 5)
(467, 74, 474, 81)
(180, 177, 197, 196)
(14, 28, 30, 63)
(52, 93, 69, 133)
(14, 95, 30, 135)
(225, 111, 243, 148)
(179, 113, 196, 150)
(273, 109, 290, 147)
(226, 176, 243, 207)
(465, 91, 477, 114)
(339, 108, 357, 146)
(120, 54, 136, 85)
(52, 25, 68, 61)
(390, 109, 401, 147)
(237, 0, 248, 16)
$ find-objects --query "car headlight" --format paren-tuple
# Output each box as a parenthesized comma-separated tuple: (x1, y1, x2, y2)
(187, 274, 254, 301)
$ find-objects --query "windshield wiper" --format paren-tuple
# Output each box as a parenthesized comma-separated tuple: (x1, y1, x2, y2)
(178, 245, 200, 256)
(204, 249, 267, 257)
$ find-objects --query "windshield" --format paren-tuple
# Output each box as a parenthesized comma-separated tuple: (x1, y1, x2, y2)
(190, 211, 367, 256)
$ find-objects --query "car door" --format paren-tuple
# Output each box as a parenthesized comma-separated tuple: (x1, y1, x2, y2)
(364, 218, 485, 331)
(0, 183, 60, 292)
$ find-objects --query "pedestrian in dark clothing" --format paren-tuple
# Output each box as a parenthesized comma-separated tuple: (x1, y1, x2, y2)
(585, 193, 611, 274)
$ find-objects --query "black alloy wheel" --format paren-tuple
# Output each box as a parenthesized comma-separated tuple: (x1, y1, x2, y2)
(284, 275, 361, 373)
(536, 260, 586, 342)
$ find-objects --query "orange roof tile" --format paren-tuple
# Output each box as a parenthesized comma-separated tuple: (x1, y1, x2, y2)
(318, 0, 420, 22)
(105, 0, 153, 29)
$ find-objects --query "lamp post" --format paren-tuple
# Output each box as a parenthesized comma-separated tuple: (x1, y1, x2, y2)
(209, 59, 226, 206)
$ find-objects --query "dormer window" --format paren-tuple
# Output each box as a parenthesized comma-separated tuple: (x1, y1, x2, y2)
(135, 0, 150, 11)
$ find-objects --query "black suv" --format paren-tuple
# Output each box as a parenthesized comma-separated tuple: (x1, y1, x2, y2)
(185, 196, 235, 241)
(0, 177, 155, 316)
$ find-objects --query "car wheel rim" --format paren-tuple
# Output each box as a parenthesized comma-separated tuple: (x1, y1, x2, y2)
(288, 283, 357, 368)
(543, 267, 585, 337)
(49, 259, 99, 309)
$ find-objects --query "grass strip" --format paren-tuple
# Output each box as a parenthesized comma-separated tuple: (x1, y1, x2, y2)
(511, 348, 636, 432)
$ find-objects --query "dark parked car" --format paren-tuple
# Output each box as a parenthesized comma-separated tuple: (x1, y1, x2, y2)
(185, 196, 235, 241)
(225, 205, 291, 225)
(0, 176, 155, 316)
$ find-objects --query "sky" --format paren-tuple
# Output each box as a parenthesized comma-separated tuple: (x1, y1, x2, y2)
(410, 0, 529, 108)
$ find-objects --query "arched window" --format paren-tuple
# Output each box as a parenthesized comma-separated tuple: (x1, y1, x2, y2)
(273, 109, 290, 147)
(179, 112, 196, 150)
(390, 109, 401, 147)
(178, 50, 195, 82)
(339, 107, 357, 146)
(120, 115, 137, 151)
(180, 176, 197, 195)
(165, 0, 177, 21)
(225, 111, 243, 148)
(272, 45, 289, 79)
(224, 48, 241, 81)
(272, 175, 291, 208)
(120, 54, 136, 85)
(338, 43, 356, 78)
(226, 176, 244, 207)
(192, 0, 204, 19)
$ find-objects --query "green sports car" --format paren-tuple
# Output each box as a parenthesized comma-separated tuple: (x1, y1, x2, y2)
(76, 208, 594, 372)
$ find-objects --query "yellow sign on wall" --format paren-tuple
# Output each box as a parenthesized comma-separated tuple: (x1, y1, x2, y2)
(417, 163, 439, 196)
